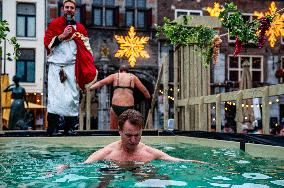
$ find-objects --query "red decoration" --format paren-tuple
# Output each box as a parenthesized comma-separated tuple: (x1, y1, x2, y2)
(233, 37, 243, 57)
(275, 68, 284, 78)
(257, 16, 271, 48)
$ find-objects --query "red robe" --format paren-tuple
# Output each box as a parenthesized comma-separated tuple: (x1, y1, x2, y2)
(44, 16, 97, 90)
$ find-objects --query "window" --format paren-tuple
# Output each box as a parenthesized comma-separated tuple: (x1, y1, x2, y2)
(228, 13, 257, 42)
(228, 55, 263, 83)
(93, 8, 102, 25)
(137, 11, 145, 28)
(126, 0, 135, 8)
(16, 49, 35, 83)
(137, 0, 146, 8)
(16, 3, 36, 37)
(126, 10, 134, 27)
(175, 9, 203, 19)
(125, 0, 151, 29)
(105, 9, 114, 26)
(93, 0, 117, 27)
(93, 0, 103, 5)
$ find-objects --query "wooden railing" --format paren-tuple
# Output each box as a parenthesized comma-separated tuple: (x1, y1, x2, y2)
(175, 83, 284, 134)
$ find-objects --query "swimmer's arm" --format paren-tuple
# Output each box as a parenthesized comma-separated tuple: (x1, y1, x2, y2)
(55, 148, 110, 173)
(90, 74, 115, 90)
(134, 76, 150, 99)
(83, 147, 111, 164)
(154, 148, 208, 164)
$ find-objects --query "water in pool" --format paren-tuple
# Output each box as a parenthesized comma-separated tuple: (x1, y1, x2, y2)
(0, 139, 283, 187)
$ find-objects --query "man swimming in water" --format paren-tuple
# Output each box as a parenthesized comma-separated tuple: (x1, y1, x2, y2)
(57, 109, 206, 173)
(84, 109, 207, 163)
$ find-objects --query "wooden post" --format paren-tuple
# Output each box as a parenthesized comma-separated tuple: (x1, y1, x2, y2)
(174, 47, 179, 130)
(79, 93, 85, 130)
(198, 96, 205, 131)
(184, 46, 190, 130)
(145, 64, 163, 129)
(236, 91, 243, 133)
(86, 89, 91, 130)
(216, 94, 221, 132)
(180, 46, 185, 130)
(262, 86, 269, 134)
(188, 45, 194, 130)
(163, 55, 169, 130)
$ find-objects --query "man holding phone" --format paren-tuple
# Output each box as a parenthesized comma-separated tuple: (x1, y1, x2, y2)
(44, 0, 97, 136)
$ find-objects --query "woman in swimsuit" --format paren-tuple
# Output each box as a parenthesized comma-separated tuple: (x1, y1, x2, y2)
(90, 65, 150, 129)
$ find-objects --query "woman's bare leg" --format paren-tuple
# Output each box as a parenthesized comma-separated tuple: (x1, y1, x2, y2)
(110, 108, 118, 130)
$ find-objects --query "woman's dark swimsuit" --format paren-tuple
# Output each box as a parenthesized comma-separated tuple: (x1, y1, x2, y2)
(112, 73, 134, 116)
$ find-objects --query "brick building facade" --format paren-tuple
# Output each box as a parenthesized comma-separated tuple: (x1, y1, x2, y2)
(46, 0, 159, 129)
(157, 0, 284, 131)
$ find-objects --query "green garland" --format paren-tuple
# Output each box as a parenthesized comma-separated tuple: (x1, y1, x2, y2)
(219, 3, 259, 44)
(156, 17, 216, 67)
(155, 3, 274, 66)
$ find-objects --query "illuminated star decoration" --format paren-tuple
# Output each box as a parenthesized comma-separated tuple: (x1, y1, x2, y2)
(254, 2, 284, 47)
(114, 26, 150, 67)
(206, 2, 224, 17)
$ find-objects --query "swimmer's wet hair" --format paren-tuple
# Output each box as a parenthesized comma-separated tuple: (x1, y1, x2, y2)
(118, 109, 144, 130)
(119, 65, 129, 72)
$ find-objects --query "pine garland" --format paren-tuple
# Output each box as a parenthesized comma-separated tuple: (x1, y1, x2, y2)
(156, 17, 217, 67)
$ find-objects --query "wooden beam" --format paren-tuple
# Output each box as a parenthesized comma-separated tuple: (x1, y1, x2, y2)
(216, 94, 221, 132)
(145, 64, 163, 129)
(262, 86, 269, 134)
(86, 89, 91, 130)
(163, 55, 169, 130)
(174, 47, 179, 130)
(236, 91, 243, 133)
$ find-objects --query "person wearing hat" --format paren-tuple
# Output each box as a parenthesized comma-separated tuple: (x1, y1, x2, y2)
(3, 76, 29, 130)
(44, 0, 97, 136)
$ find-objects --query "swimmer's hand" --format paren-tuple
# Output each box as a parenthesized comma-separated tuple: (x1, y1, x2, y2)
(56, 164, 70, 173)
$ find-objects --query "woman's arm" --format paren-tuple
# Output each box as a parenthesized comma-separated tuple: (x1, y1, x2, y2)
(134, 76, 150, 99)
(90, 74, 115, 91)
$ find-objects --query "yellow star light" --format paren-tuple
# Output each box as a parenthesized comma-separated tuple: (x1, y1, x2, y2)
(206, 2, 224, 17)
(254, 2, 284, 47)
(114, 26, 150, 67)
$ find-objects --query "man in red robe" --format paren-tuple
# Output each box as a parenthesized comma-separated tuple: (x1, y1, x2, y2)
(44, 0, 97, 136)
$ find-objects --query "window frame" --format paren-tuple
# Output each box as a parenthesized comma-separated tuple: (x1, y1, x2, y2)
(16, 3, 36, 38)
(92, 0, 116, 27)
(93, 6, 103, 26)
(228, 55, 264, 83)
(16, 49, 36, 83)
(124, 0, 150, 29)
(174, 9, 203, 19)
(125, 8, 135, 27)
